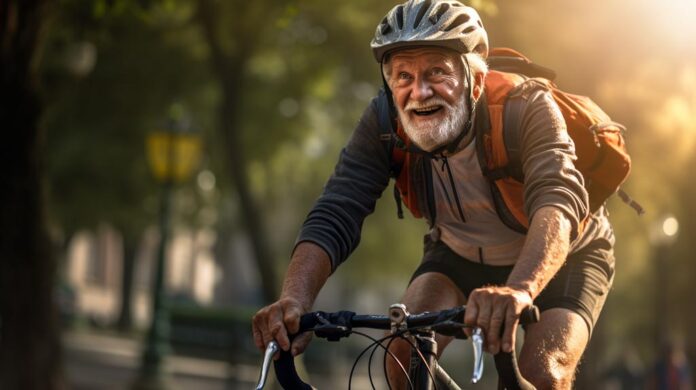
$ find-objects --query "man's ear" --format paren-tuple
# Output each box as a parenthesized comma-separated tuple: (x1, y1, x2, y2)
(472, 72, 485, 101)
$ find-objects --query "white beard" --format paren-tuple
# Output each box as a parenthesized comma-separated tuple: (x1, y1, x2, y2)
(398, 94, 469, 152)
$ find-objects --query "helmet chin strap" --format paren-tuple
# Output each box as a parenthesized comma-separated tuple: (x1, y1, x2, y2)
(446, 55, 476, 154)
(380, 61, 399, 137)
(439, 53, 476, 155)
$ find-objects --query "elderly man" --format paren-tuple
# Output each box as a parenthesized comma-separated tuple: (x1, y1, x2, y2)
(252, 0, 615, 388)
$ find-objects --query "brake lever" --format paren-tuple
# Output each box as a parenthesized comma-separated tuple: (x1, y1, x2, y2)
(255, 341, 279, 390)
(471, 327, 484, 383)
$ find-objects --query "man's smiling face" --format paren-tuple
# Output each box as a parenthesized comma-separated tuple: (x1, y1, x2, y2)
(386, 46, 469, 152)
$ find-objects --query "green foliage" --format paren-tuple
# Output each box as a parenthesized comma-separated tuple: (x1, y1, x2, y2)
(42, 0, 215, 238)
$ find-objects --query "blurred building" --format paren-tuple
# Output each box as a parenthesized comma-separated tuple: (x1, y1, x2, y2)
(63, 223, 236, 328)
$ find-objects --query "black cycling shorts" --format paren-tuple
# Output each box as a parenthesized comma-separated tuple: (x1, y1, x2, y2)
(410, 235, 615, 335)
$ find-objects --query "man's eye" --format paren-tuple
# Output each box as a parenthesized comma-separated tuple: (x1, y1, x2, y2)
(398, 72, 412, 80)
(431, 68, 445, 76)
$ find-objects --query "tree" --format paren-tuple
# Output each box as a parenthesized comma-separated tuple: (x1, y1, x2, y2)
(0, 0, 64, 388)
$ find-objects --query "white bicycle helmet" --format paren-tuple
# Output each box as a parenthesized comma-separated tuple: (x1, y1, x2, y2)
(371, 0, 488, 63)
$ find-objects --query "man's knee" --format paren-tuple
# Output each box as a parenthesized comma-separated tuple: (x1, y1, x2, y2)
(385, 337, 415, 388)
(519, 308, 589, 390)
(520, 349, 577, 389)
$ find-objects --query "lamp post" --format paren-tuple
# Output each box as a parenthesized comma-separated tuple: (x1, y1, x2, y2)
(650, 215, 679, 356)
(134, 108, 201, 389)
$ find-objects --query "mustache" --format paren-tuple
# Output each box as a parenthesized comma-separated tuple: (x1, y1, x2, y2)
(404, 97, 451, 111)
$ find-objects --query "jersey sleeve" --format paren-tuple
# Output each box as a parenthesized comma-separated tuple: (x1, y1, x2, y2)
(518, 89, 589, 239)
(294, 96, 392, 272)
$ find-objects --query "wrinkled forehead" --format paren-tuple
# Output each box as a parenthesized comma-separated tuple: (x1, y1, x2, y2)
(385, 46, 461, 69)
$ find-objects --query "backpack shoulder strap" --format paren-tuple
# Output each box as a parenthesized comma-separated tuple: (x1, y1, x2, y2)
(474, 88, 529, 233)
(376, 88, 408, 176)
(500, 79, 552, 181)
(375, 88, 407, 219)
(486, 47, 556, 181)
(376, 88, 395, 158)
(478, 70, 528, 180)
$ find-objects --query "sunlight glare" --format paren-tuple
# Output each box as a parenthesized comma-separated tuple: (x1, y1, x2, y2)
(651, 0, 696, 48)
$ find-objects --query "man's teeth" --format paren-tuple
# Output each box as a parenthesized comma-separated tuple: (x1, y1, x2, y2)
(413, 106, 441, 115)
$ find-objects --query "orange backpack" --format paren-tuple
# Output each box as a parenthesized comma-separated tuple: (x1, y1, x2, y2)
(378, 47, 643, 231)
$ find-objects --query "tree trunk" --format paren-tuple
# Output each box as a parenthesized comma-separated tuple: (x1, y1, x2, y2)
(0, 1, 63, 389)
(196, 0, 280, 303)
(117, 236, 137, 331)
(218, 79, 280, 304)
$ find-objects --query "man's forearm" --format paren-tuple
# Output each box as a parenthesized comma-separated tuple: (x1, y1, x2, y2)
(281, 241, 333, 311)
(507, 206, 572, 299)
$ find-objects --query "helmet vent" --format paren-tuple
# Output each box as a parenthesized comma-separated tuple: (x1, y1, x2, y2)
(380, 18, 392, 35)
(413, 0, 432, 28)
(429, 3, 450, 24)
(444, 14, 470, 31)
(396, 5, 404, 29)
(463, 25, 476, 34)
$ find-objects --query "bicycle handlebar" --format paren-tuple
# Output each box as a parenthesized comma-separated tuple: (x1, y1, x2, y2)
(260, 305, 540, 390)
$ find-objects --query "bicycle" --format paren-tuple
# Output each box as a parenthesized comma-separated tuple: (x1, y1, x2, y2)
(255, 303, 540, 389)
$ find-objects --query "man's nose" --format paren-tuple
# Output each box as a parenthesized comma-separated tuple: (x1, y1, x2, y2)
(411, 78, 434, 101)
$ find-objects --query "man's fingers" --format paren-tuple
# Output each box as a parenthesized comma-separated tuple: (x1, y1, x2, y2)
(252, 314, 265, 351)
(291, 332, 313, 356)
(464, 298, 479, 337)
(475, 299, 492, 334)
(487, 303, 507, 354)
(253, 309, 275, 351)
(283, 304, 303, 335)
(463, 287, 533, 354)
(252, 298, 309, 360)
(501, 308, 519, 353)
(269, 306, 290, 351)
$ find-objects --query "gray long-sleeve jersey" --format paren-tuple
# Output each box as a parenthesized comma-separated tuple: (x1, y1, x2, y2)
(296, 89, 613, 272)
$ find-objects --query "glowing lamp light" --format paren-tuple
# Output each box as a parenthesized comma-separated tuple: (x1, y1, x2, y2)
(146, 131, 201, 184)
(650, 214, 680, 246)
(661, 217, 679, 238)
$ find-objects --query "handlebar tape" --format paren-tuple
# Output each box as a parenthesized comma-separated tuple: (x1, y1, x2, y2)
(274, 349, 314, 390)
(494, 305, 540, 390)
(273, 313, 319, 390)
(494, 351, 536, 390)
(519, 305, 540, 325)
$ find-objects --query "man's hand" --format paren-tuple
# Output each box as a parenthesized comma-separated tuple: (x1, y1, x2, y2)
(251, 242, 332, 358)
(464, 286, 533, 354)
(252, 297, 313, 358)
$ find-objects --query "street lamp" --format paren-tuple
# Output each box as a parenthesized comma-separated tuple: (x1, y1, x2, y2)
(134, 107, 201, 389)
(650, 214, 679, 356)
